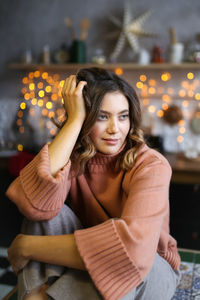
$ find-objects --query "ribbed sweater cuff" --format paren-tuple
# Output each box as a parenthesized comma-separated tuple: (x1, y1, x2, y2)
(20, 144, 71, 211)
(159, 248, 181, 270)
(75, 219, 142, 300)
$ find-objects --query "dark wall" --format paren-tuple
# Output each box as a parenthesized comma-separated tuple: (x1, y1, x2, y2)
(1, 0, 200, 99)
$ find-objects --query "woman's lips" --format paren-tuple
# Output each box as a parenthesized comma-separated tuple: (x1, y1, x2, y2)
(103, 138, 119, 145)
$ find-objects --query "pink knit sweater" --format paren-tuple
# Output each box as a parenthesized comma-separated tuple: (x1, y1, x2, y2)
(6, 143, 180, 300)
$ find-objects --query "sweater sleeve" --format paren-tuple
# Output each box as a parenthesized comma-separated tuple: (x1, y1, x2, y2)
(74, 157, 173, 300)
(6, 144, 71, 221)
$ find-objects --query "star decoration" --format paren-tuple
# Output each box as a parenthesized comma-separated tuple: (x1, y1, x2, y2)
(109, 1, 157, 61)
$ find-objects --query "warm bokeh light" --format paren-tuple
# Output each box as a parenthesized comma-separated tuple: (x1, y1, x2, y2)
(17, 119, 22, 126)
(28, 72, 34, 79)
(38, 82, 44, 89)
(42, 72, 48, 79)
(142, 98, 149, 106)
(196, 111, 200, 118)
(148, 105, 156, 113)
(21, 87, 27, 94)
(38, 99, 44, 107)
(136, 82, 143, 89)
(20, 102, 26, 110)
(148, 79, 156, 86)
(162, 103, 169, 110)
(31, 98, 37, 105)
(115, 68, 123, 76)
(161, 73, 171, 81)
(50, 128, 56, 136)
(187, 72, 194, 80)
(22, 77, 29, 84)
(29, 83, 35, 91)
(178, 119, 185, 126)
(179, 89, 186, 97)
(140, 75, 147, 82)
(17, 144, 23, 151)
(42, 108, 48, 116)
(51, 94, 58, 101)
(157, 110, 164, 117)
(195, 93, 200, 100)
(19, 126, 25, 134)
(17, 111, 23, 118)
(182, 101, 189, 107)
(34, 70, 40, 78)
(188, 90, 194, 98)
(148, 87, 156, 94)
(38, 90, 45, 98)
(181, 81, 189, 88)
(48, 111, 55, 118)
(177, 136, 184, 143)
(162, 94, 171, 103)
(45, 85, 52, 93)
(24, 93, 30, 100)
(46, 101, 53, 109)
(60, 80, 65, 87)
(179, 127, 186, 134)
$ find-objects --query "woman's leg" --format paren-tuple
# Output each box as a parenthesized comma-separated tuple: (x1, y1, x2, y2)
(121, 253, 180, 300)
(18, 204, 83, 300)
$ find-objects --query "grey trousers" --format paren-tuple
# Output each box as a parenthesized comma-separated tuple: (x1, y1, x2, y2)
(18, 204, 180, 300)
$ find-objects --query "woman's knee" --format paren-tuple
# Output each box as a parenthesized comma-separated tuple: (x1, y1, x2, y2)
(21, 204, 82, 236)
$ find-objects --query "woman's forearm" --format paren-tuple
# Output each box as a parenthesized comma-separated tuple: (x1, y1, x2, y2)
(48, 119, 83, 176)
(26, 234, 86, 270)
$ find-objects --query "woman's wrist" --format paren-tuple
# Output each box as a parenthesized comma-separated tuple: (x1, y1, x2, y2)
(66, 115, 85, 126)
(22, 235, 36, 259)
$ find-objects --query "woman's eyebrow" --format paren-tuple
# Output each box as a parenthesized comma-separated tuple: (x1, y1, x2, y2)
(99, 109, 129, 115)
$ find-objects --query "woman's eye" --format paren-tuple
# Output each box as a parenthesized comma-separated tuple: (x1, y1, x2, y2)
(119, 114, 129, 120)
(98, 114, 108, 120)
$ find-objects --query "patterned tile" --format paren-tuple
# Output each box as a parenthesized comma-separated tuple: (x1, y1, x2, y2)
(0, 247, 16, 299)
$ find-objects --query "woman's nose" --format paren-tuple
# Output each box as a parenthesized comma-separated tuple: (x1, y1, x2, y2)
(107, 118, 119, 133)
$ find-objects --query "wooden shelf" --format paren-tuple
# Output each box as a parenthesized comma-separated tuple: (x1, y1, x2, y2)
(8, 62, 200, 71)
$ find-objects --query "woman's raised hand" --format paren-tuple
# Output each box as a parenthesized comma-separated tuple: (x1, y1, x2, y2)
(62, 75, 87, 124)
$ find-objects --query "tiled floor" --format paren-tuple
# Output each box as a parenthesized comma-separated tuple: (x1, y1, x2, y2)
(172, 248, 200, 299)
(0, 247, 17, 299)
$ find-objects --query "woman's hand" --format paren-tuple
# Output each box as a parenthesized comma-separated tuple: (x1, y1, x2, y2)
(8, 234, 30, 275)
(62, 75, 87, 124)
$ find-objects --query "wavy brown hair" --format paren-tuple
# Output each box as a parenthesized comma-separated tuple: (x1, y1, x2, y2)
(57, 67, 144, 174)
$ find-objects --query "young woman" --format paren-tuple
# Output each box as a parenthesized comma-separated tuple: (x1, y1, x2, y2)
(6, 67, 180, 300)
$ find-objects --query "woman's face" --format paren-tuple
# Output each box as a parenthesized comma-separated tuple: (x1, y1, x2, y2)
(89, 91, 130, 155)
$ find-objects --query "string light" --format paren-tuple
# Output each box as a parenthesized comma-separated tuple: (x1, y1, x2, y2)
(195, 93, 200, 100)
(114, 68, 123, 76)
(187, 72, 194, 80)
(177, 136, 184, 143)
(140, 75, 147, 82)
(136, 82, 143, 89)
(157, 110, 164, 118)
(179, 127, 186, 134)
(17, 144, 23, 151)
(20, 102, 26, 110)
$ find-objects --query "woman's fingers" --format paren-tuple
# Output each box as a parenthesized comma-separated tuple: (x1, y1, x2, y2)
(62, 75, 75, 96)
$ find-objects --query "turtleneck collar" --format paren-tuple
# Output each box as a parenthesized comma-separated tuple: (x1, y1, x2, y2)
(87, 143, 126, 168)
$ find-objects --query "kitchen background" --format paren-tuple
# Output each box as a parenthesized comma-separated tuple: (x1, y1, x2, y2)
(1, 0, 200, 247)
(1, 0, 200, 298)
